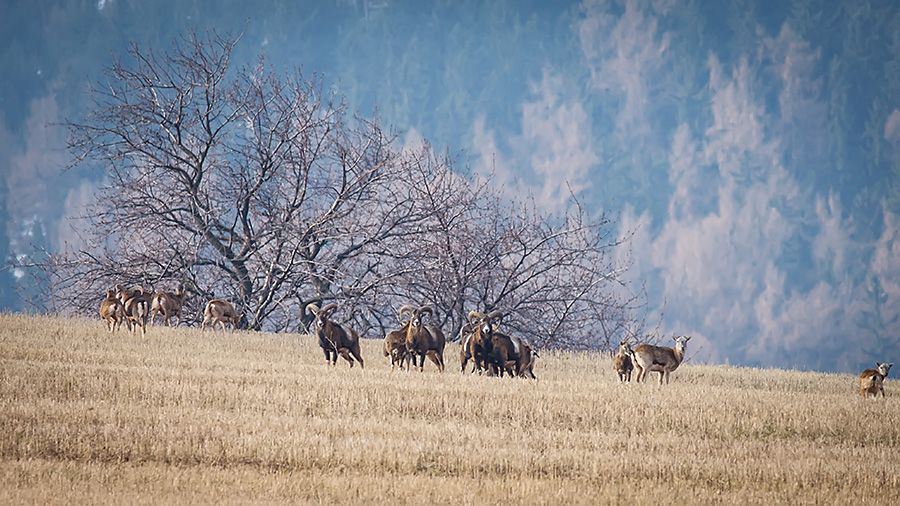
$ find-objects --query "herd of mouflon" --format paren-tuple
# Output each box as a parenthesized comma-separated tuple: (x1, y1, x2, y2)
(98, 284, 892, 392)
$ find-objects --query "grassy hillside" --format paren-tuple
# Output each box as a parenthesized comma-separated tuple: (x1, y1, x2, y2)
(0, 314, 897, 504)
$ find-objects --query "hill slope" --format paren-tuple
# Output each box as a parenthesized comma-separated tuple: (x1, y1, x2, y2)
(0, 314, 897, 504)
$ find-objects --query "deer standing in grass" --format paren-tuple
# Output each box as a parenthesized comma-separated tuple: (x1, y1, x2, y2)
(116, 285, 151, 337)
(306, 303, 364, 368)
(860, 362, 893, 398)
(151, 285, 186, 326)
(201, 299, 241, 332)
(98, 288, 125, 332)
(400, 304, 446, 372)
(632, 335, 691, 385)
(613, 340, 634, 383)
(384, 328, 412, 371)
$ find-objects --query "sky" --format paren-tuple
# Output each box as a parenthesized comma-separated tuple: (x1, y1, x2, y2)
(1, 0, 898, 372)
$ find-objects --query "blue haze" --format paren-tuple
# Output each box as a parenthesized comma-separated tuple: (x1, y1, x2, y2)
(1, 0, 898, 372)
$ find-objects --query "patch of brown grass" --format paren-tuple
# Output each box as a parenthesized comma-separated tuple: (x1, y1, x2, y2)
(1, 314, 898, 504)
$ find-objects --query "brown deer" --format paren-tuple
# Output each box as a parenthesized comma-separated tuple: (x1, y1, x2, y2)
(115, 285, 151, 337)
(632, 335, 691, 385)
(384, 328, 411, 371)
(201, 299, 241, 331)
(613, 340, 634, 382)
(400, 304, 446, 372)
(459, 321, 484, 374)
(860, 362, 893, 398)
(509, 335, 539, 379)
(98, 288, 125, 333)
(306, 303, 364, 368)
(151, 285, 186, 326)
(467, 310, 521, 378)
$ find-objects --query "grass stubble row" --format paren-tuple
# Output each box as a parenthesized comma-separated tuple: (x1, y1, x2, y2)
(0, 314, 897, 504)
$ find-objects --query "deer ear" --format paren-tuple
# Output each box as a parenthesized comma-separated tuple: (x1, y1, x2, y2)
(685, 335, 692, 341)
(876, 362, 883, 367)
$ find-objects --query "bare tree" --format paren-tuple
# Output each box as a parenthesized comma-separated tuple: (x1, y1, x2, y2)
(41, 33, 648, 349)
(51, 33, 423, 330)
(380, 148, 649, 349)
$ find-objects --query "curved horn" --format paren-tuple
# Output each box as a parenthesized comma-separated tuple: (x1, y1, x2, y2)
(319, 302, 338, 316)
(418, 306, 434, 318)
(486, 310, 504, 321)
(305, 303, 320, 316)
(468, 310, 486, 323)
(398, 304, 416, 320)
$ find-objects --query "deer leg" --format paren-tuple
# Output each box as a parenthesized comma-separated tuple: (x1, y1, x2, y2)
(426, 351, 440, 370)
(338, 349, 354, 367)
(350, 345, 364, 369)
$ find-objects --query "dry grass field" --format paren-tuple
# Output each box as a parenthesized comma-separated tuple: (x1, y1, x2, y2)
(1, 314, 898, 504)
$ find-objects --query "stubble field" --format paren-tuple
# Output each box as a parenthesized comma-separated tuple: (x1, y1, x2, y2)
(0, 314, 898, 504)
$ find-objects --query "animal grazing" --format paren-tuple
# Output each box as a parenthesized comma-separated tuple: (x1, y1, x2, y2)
(467, 310, 522, 378)
(151, 285, 186, 326)
(632, 335, 691, 385)
(201, 299, 241, 331)
(98, 288, 125, 332)
(306, 303, 364, 368)
(613, 340, 634, 382)
(400, 304, 446, 372)
(115, 284, 151, 337)
(859, 362, 893, 398)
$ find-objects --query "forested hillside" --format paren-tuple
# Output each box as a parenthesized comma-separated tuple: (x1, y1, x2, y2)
(1, 0, 898, 371)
